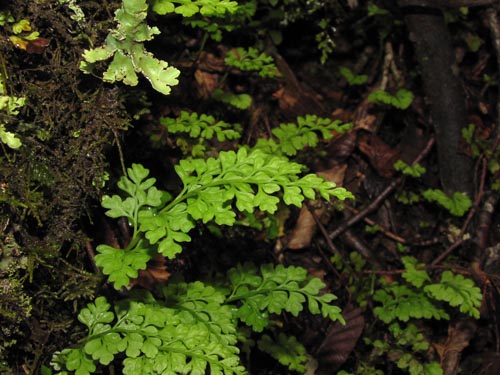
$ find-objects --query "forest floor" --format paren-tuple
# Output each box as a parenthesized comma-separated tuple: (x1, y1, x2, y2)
(1, 1, 500, 375)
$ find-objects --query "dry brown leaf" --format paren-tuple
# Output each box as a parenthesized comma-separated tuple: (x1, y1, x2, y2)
(194, 70, 219, 98)
(316, 305, 365, 374)
(355, 114, 378, 132)
(435, 318, 477, 375)
(286, 164, 347, 250)
(197, 51, 225, 72)
(130, 254, 171, 289)
(358, 133, 400, 178)
(287, 205, 323, 250)
(327, 131, 357, 161)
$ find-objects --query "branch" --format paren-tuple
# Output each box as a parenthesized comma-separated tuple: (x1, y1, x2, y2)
(328, 137, 435, 241)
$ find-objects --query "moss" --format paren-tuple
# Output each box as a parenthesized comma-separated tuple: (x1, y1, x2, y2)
(0, 0, 130, 368)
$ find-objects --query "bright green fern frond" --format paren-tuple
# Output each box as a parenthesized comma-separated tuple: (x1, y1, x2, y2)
(373, 283, 449, 323)
(424, 271, 482, 319)
(161, 111, 242, 142)
(225, 47, 280, 78)
(95, 151, 351, 289)
(257, 115, 353, 156)
(80, 0, 180, 95)
(227, 263, 343, 331)
(53, 292, 245, 375)
(151, 0, 238, 17)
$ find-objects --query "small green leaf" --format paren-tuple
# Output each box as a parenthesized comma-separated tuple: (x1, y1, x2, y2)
(394, 160, 426, 178)
(368, 89, 414, 109)
(339, 66, 368, 85)
(421, 189, 472, 217)
(402, 256, 431, 288)
(0, 126, 21, 149)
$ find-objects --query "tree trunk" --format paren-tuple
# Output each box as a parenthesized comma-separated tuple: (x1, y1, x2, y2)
(402, 6, 475, 196)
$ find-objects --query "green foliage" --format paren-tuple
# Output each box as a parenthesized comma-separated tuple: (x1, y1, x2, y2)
(151, 0, 238, 17)
(373, 257, 482, 324)
(0, 71, 23, 149)
(161, 111, 241, 142)
(373, 282, 450, 323)
(421, 189, 472, 217)
(59, 0, 86, 24)
(368, 89, 414, 109)
(211, 88, 252, 109)
(367, 4, 389, 17)
(184, 2, 257, 42)
(96, 150, 352, 289)
(225, 47, 280, 78)
(226, 263, 344, 331)
(339, 66, 368, 86)
(401, 256, 430, 288)
(424, 271, 482, 319)
(394, 160, 426, 178)
(396, 191, 421, 205)
(80, 0, 180, 95)
(369, 323, 443, 375)
(52, 263, 343, 374)
(461, 123, 500, 190)
(159, 111, 241, 156)
(258, 333, 307, 372)
(316, 18, 336, 64)
(255, 115, 353, 156)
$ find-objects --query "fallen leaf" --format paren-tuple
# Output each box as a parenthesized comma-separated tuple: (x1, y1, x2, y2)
(26, 37, 49, 54)
(194, 69, 219, 98)
(435, 318, 477, 375)
(287, 204, 323, 250)
(316, 305, 365, 374)
(358, 133, 400, 178)
(130, 254, 171, 289)
(355, 114, 378, 132)
(286, 164, 347, 250)
(326, 131, 357, 160)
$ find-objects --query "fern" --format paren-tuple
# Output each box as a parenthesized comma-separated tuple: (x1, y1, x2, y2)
(393, 160, 426, 178)
(258, 333, 308, 372)
(367, 88, 414, 109)
(401, 256, 430, 288)
(161, 111, 242, 142)
(255, 115, 353, 156)
(424, 271, 482, 319)
(373, 282, 450, 324)
(96, 149, 352, 290)
(211, 88, 252, 110)
(160, 111, 242, 156)
(339, 66, 368, 86)
(374, 259, 482, 323)
(51, 264, 343, 374)
(225, 47, 280, 78)
(151, 0, 238, 17)
(80, 0, 180, 95)
(421, 189, 472, 217)
(226, 263, 344, 331)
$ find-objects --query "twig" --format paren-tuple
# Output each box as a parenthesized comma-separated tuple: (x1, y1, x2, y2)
(306, 202, 342, 258)
(431, 157, 488, 266)
(329, 137, 435, 240)
(343, 203, 407, 243)
(85, 240, 100, 274)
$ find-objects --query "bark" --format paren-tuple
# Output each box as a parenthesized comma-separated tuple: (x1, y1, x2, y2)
(403, 8, 475, 196)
